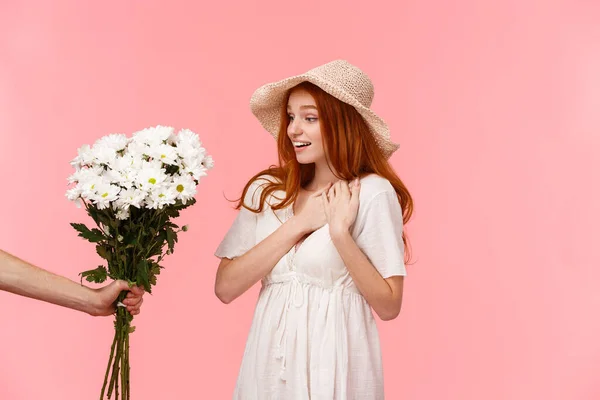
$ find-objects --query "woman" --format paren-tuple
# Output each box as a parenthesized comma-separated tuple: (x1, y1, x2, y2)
(214, 60, 413, 399)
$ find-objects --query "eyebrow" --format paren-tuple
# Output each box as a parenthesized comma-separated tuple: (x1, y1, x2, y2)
(287, 105, 318, 110)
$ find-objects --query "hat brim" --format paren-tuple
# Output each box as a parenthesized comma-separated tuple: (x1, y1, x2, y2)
(250, 74, 400, 159)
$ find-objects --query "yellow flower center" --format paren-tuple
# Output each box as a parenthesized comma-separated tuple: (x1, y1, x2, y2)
(148, 178, 156, 184)
(176, 184, 184, 193)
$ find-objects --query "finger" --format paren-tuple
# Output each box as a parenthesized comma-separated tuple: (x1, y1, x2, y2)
(321, 192, 330, 208)
(340, 180, 351, 198)
(124, 296, 142, 306)
(135, 298, 144, 309)
(127, 297, 143, 310)
(129, 286, 145, 296)
(328, 184, 336, 199)
(123, 294, 139, 305)
(336, 181, 343, 196)
(115, 280, 130, 292)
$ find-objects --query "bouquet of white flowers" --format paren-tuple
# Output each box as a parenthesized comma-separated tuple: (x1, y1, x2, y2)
(66, 126, 213, 399)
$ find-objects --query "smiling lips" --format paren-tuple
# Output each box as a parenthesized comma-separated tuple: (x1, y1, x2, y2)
(293, 141, 311, 149)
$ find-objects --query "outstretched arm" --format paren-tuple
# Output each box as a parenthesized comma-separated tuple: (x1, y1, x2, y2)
(0, 249, 144, 316)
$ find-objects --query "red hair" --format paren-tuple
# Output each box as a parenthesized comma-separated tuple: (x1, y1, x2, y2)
(236, 82, 414, 263)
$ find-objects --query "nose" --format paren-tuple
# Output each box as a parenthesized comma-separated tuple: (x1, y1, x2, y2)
(287, 117, 301, 137)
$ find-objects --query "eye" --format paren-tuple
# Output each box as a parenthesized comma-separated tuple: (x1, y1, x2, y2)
(287, 114, 294, 121)
(306, 117, 318, 122)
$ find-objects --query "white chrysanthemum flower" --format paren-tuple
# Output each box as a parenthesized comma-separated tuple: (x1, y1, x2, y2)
(92, 146, 117, 166)
(172, 174, 197, 204)
(114, 188, 146, 209)
(202, 155, 215, 169)
(176, 129, 202, 149)
(166, 130, 178, 145)
(133, 126, 174, 147)
(66, 186, 81, 201)
(100, 223, 111, 237)
(67, 165, 104, 185)
(127, 140, 150, 160)
(94, 133, 129, 152)
(135, 162, 168, 192)
(65, 190, 84, 208)
(178, 145, 205, 166)
(183, 159, 208, 181)
(115, 207, 130, 220)
(78, 176, 104, 200)
(149, 143, 179, 165)
(66, 186, 83, 209)
(147, 186, 178, 209)
(104, 155, 141, 188)
(90, 182, 120, 210)
(69, 144, 95, 170)
(102, 168, 121, 185)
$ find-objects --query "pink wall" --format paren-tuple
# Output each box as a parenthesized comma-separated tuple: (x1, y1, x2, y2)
(1, 1, 598, 399)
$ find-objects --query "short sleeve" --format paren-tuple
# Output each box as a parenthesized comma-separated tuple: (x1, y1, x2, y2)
(214, 178, 266, 260)
(355, 190, 407, 278)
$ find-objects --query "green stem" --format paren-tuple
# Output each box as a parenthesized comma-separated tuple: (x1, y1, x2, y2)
(115, 366, 119, 400)
(126, 332, 130, 400)
(107, 303, 127, 398)
(121, 325, 127, 400)
(107, 324, 121, 398)
(100, 329, 118, 399)
(115, 226, 120, 277)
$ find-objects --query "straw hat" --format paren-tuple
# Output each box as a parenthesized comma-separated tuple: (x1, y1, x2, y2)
(249, 59, 400, 159)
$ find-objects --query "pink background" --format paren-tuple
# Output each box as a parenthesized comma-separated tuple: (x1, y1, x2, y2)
(1, 1, 599, 399)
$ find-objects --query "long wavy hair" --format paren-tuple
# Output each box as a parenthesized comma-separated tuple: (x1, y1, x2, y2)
(235, 81, 414, 263)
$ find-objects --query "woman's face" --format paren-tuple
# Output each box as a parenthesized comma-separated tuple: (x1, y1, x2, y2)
(286, 88, 326, 164)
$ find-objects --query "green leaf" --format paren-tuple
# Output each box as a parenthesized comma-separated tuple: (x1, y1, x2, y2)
(135, 259, 151, 293)
(96, 244, 112, 262)
(165, 208, 180, 218)
(166, 227, 175, 253)
(97, 213, 112, 228)
(80, 266, 108, 284)
(150, 263, 162, 274)
(86, 207, 101, 226)
(70, 223, 106, 243)
(149, 263, 162, 286)
(122, 233, 137, 247)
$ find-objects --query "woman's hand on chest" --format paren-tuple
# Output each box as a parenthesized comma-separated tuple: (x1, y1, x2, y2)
(322, 178, 361, 239)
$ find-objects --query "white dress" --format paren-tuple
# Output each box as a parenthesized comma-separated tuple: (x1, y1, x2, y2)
(215, 174, 407, 400)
